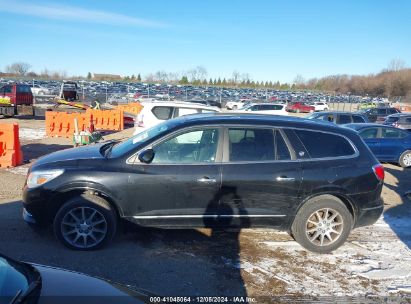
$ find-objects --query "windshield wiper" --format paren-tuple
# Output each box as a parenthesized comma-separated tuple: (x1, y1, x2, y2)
(10, 279, 41, 304)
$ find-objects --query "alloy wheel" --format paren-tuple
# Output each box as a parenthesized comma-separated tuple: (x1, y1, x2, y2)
(305, 208, 344, 246)
(60, 207, 108, 249)
(403, 153, 411, 167)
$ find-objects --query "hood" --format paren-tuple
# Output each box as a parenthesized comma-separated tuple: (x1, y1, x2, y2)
(33, 143, 106, 167)
(33, 264, 150, 304)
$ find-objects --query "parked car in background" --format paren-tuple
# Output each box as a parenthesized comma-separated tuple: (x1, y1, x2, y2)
(310, 101, 329, 111)
(0, 253, 150, 303)
(235, 103, 288, 115)
(383, 113, 411, 130)
(134, 101, 220, 134)
(286, 102, 315, 113)
(225, 100, 245, 110)
(343, 123, 411, 167)
(29, 84, 50, 95)
(360, 107, 401, 123)
(306, 111, 368, 124)
(23, 114, 384, 253)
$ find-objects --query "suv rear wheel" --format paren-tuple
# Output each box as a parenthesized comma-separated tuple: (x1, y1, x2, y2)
(53, 194, 117, 250)
(399, 150, 411, 168)
(292, 195, 352, 253)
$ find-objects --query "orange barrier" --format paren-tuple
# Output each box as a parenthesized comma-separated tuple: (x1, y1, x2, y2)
(116, 102, 143, 115)
(86, 109, 124, 131)
(45, 111, 94, 138)
(0, 123, 23, 168)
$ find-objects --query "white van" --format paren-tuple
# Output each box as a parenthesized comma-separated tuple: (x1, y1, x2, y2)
(134, 101, 220, 135)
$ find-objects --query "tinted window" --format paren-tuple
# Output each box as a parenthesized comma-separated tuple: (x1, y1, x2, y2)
(323, 114, 334, 122)
(377, 108, 387, 115)
(16, 85, 31, 93)
(381, 128, 407, 139)
(359, 128, 378, 139)
(294, 129, 355, 158)
(152, 106, 174, 120)
(153, 128, 219, 163)
(353, 115, 365, 123)
(386, 116, 399, 123)
(228, 128, 290, 161)
(3, 86, 12, 94)
(388, 108, 399, 114)
(338, 114, 352, 124)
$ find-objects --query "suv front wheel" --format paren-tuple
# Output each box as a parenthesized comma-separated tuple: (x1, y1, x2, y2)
(53, 194, 117, 250)
(291, 195, 352, 253)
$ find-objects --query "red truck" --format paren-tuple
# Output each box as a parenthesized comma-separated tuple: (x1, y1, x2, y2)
(286, 102, 315, 113)
(0, 83, 34, 117)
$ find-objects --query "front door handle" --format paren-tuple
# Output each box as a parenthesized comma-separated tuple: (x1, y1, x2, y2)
(197, 177, 217, 183)
(276, 176, 295, 182)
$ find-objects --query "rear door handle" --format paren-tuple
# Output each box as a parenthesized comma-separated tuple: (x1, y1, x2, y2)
(197, 177, 217, 183)
(276, 176, 295, 182)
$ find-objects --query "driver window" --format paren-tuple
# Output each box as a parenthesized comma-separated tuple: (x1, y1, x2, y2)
(152, 129, 219, 164)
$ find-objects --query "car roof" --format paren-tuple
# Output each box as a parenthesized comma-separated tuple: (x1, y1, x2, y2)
(314, 111, 363, 115)
(171, 113, 359, 135)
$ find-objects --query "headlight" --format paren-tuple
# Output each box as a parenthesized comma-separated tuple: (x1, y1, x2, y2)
(26, 169, 64, 188)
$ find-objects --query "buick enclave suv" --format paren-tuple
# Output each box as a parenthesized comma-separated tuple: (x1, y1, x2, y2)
(23, 114, 384, 253)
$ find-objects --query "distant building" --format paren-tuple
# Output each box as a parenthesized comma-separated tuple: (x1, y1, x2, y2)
(92, 73, 122, 80)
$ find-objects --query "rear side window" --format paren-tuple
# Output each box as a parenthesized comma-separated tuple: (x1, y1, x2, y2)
(353, 115, 365, 123)
(377, 109, 387, 115)
(16, 86, 31, 93)
(338, 114, 352, 124)
(388, 108, 399, 114)
(152, 106, 174, 120)
(294, 129, 355, 158)
(228, 128, 291, 161)
(381, 128, 407, 138)
(386, 116, 399, 123)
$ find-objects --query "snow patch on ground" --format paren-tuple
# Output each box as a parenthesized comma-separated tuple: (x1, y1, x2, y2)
(240, 216, 411, 297)
(19, 128, 46, 141)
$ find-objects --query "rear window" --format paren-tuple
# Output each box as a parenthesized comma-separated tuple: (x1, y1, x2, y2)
(16, 85, 32, 93)
(175, 107, 199, 117)
(294, 129, 355, 158)
(152, 106, 174, 120)
(377, 108, 387, 115)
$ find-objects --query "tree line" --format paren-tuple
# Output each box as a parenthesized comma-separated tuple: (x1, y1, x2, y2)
(1, 60, 410, 101)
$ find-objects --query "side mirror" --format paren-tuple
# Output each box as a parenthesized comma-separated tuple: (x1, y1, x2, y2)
(138, 149, 155, 164)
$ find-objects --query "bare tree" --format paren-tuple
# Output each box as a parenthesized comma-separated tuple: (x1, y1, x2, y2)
(387, 59, 406, 72)
(5, 62, 32, 76)
(232, 70, 241, 85)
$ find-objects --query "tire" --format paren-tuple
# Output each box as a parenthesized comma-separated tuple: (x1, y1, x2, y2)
(232, 105, 238, 110)
(53, 194, 117, 250)
(399, 150, 411, 168)
(291, 195, 352, 253)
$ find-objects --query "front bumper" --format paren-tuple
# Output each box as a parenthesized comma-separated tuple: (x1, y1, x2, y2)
(23, 208, 36, 224)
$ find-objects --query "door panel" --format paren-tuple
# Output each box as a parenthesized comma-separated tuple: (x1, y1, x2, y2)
(126, 127, 222, 227)
(220, 127, 302, 227)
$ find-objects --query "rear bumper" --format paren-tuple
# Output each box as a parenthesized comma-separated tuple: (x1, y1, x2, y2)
(354, 198, 384, 228)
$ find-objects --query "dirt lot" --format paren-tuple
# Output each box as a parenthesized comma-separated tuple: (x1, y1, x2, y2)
(0, 115, 410, 301)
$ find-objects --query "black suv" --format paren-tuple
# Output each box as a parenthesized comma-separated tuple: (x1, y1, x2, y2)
(306, 111, 368, 124)
(361, 107, 401, 123)
(23, 114, 384, 253)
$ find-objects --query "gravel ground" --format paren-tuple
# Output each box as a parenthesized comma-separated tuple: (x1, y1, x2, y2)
(0, 115, 410, 302)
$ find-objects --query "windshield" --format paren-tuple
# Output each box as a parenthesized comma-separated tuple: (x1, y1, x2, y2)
(306, 113, 320, 119)
(0, 257, 29, 298)
(110, 119, 178, 158)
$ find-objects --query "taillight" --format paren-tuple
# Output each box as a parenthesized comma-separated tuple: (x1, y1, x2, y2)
(372, 164, 385, 182)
